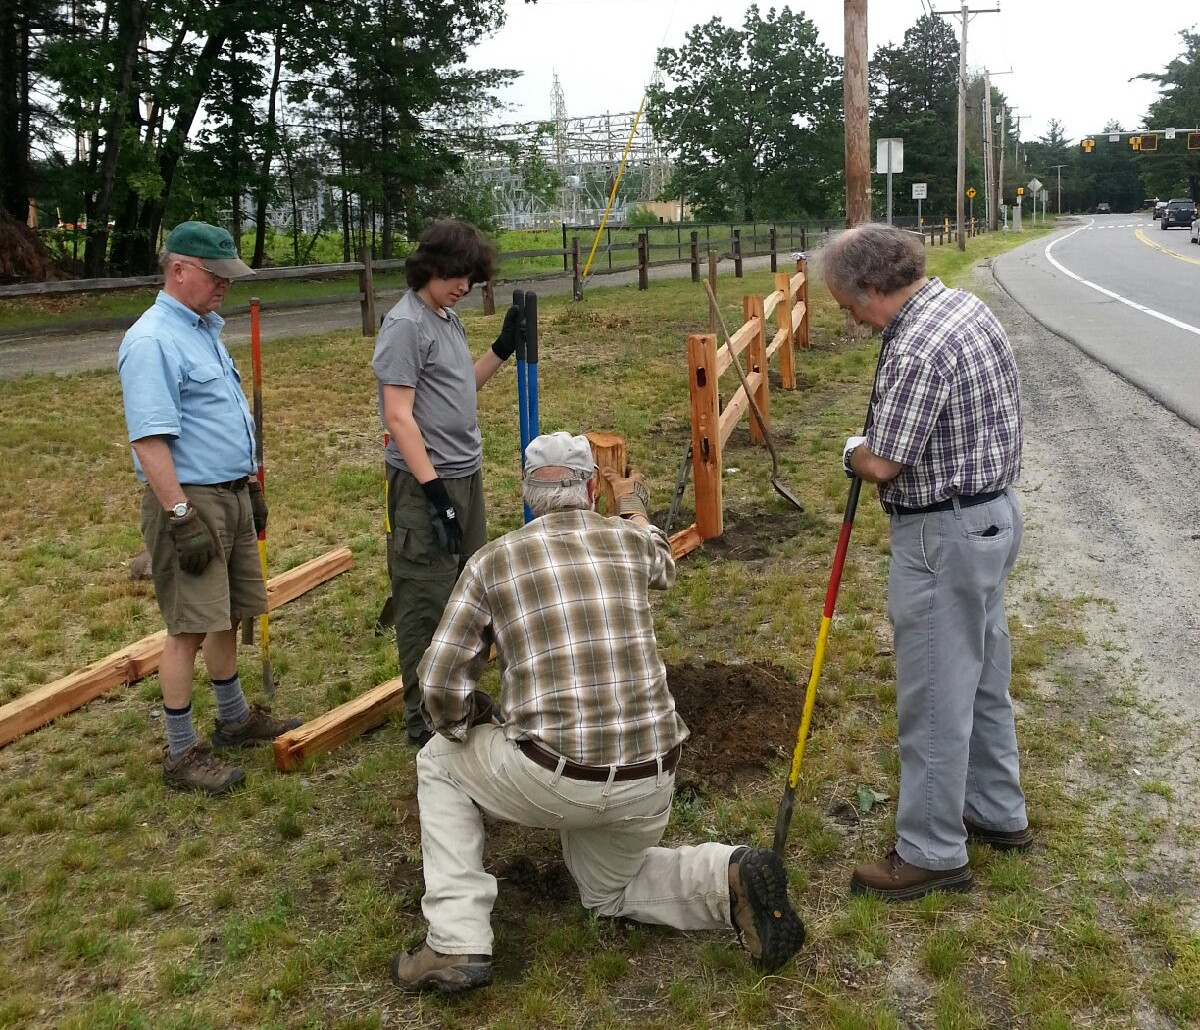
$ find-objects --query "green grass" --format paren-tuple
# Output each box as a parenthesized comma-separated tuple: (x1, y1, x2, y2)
(1, 220, 1197, 1027)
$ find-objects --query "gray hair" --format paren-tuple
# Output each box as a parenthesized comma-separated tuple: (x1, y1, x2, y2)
(822, 223, 926, 304)
(158, 248, 177, 274)
(523, 474, 591, 516)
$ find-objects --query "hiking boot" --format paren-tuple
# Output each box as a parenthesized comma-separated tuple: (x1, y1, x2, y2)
(162, 742, 245, 795)
(211, 703, 301, 749)
(964, 818, 1034, 853)
(850, 848, 974, 902)
(389, 944, 492, 993)
(728, 847, 806, 972)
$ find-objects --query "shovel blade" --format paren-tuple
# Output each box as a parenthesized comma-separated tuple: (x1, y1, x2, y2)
(771, 478, 804, 512)
(773, 784, 797, 855)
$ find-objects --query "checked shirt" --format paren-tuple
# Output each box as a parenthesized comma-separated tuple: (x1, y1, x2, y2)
(867, 278, 1022, 510)
(418, 509, 689, 766)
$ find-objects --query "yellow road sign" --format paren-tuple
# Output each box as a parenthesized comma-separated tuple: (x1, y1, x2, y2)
(966, 187, 977, 199)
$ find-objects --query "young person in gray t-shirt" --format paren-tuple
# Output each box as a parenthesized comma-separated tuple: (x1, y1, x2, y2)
(372, 220, 521, 746)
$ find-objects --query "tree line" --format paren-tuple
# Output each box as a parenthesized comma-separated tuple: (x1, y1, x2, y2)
(2, 3, 1198, 282)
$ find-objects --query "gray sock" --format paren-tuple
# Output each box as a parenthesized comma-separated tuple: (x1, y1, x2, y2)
(164, 704, 199, 759)
(212, 674, 251, 726)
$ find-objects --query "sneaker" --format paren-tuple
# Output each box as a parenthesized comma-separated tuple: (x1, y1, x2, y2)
(162, 742, 245, 795)
(211, 703, 301, 749)
(964, 818, 1034, 853)
(850, 848, 974, 902)
(389, 944, 492, 993)
(728, 847, 806, 972)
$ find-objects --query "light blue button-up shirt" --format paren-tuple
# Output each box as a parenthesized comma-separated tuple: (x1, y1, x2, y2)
(117, 291, 256, 484)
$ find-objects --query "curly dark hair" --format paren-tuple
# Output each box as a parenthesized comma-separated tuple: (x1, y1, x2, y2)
(404, 220, 497, 290)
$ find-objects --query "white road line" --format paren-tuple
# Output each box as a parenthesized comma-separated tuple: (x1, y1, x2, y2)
(1044, 227, 1200, 338)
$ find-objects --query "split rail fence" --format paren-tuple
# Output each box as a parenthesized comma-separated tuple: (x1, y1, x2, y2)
(669, 256, 810, 560)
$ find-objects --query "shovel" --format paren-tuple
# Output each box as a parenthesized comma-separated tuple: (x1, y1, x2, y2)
(703, 281, 803, 511)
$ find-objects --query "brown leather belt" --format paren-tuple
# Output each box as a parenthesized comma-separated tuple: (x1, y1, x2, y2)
(517, 739, 682, 782)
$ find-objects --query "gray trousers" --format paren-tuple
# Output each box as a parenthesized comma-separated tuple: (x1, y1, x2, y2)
(888, 487, 1027, 870)
(386, 466, 487, 737)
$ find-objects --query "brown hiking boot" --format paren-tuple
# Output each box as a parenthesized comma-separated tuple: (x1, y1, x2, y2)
(389, 944, 492, 993)
(211, 703, 301, 749)
(162, 742, 245, 795)
(728, 847, 806, 972)
(850, 848, 973, 902)
(964, 818, 1034, 853)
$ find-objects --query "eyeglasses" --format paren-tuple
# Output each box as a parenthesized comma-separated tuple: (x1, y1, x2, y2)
(176, 259, 231, 286)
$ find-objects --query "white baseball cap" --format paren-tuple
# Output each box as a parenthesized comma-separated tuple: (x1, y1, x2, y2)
(524, 432, 596, 480)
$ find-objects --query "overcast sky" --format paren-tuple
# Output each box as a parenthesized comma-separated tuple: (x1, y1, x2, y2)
(466, 0, 1199, 144)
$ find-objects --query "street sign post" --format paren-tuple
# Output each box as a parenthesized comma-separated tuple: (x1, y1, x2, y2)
(912, 182, 927, 225)
(966, 186, 976, 223)
(877, 138, 903, 225)
(1026, 179, 1042, 224)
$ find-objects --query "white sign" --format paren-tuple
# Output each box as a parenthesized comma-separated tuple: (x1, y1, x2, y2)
(911, 182, 928, 200)
(876, 138, 904, 174)
(1109, 133, 1120, 142)
(1166, 128, 1176, 139)
(1027, 177, 1043, 193)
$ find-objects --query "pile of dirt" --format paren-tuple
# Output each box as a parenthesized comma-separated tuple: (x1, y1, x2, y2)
(0, 215, 51, 283)
(666, 660, 804, 792)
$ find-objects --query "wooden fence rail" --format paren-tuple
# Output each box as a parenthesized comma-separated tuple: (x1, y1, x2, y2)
(668, 256, 810, 560)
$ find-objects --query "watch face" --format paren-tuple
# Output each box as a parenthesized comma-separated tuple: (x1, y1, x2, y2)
(172, 503, 189, 518)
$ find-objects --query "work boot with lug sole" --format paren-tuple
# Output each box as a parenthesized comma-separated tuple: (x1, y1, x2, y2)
(390, 944, 492, 993)
(850, 848, 974, 902)
(964, 818, 1034, 853)
(728, 847, 806, 972)
(211, 703, 301, 749)
(162, 742, 245, 796)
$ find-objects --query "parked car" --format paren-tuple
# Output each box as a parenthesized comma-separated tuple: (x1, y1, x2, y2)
(1154, 200, 1168, 219)
(1161, 198, 1198, 229)
(1095, 202, 1112, 214)
(1191, 216, 1200, 244)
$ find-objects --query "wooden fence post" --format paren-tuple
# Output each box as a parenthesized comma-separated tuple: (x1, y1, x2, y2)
(571, 236, 582, 299)
(687, 332, 722, 541)
(637, 233, 648, 290)
(775, 271, 796, 389)
(733, 228, 743, 278)
(707, 251, 718, 336)
(481, 279, 495, 316)
(796, 255, 810, 350)
(744, 294, 769, 445)
(769, 226, 777, 272)
(585, 432, 627, 517)
(358, 246, 376, 336)
(689, 230, 700, 282)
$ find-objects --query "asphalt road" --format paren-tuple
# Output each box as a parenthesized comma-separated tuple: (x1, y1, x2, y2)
(993, 212, 1200, 428)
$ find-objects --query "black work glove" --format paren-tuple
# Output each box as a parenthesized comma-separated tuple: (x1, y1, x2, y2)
(420, 478, 463, 554)
(469, 690, 496, 726)
(168, 506, 220, 576)
(248, 480, 268, 535)
(490, 304, 523, 361)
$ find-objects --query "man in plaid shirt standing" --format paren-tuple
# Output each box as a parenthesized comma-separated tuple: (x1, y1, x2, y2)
(390, 432, 806, 992)
(825, 223, 1032, 902)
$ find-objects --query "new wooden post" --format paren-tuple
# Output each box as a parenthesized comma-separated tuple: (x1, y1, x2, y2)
(358, 246, 376, 336)
(687, 333, 723, 541)
(744, 294, 770, 446)
(585, 431, 627, 516)
(796, 255, 811, 350)
(775, 271, 796, 390)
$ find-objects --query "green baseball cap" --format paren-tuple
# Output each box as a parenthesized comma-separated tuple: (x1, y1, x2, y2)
(163, 220, 254, 279)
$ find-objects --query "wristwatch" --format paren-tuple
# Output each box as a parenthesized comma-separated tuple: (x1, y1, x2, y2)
(169, 501, 190, 519)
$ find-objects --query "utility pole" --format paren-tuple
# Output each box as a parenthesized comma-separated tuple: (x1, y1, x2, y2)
(981, 68, 1011, 232)
(843, 0, 871, 227)
(935, 3, 999, 250)
(998, 104, 1006, 227)
(1049, 164, 1067, 213)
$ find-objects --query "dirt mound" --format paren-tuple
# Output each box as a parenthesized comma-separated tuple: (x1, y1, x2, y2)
(0, 215, 51, 283)
(666, 660, 804, 792)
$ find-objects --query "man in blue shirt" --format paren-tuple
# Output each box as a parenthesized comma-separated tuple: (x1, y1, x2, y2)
(118, 221, 298, 795)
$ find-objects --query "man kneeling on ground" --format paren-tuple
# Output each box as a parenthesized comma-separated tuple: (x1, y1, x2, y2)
(390, 432, 807, 992)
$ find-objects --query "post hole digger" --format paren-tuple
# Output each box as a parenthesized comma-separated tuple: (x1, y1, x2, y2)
(702, 281, 803, 512)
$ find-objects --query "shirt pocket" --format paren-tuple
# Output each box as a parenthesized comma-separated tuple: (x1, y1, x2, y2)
(184, 364, 223, 389)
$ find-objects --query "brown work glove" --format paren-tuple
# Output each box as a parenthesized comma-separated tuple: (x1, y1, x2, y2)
(602, 466, 650, 519)
(248, 479, 268, 535)
(168, 506, 219, 576)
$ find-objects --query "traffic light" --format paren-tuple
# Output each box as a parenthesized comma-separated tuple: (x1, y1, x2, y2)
(1189, 132, 1200, 151)
(1081, 138, 1095, 153)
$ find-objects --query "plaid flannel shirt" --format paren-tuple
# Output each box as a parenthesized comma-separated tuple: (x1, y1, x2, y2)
(867, 278, 1023, 510)
(418, 509, 689, 766)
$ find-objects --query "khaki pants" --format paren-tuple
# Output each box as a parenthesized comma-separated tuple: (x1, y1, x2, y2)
(415, 724, 738, 954)
(386, 467, 487, 738)
(141, 483, 267, 636)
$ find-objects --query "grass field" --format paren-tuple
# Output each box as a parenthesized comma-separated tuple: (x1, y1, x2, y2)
(1, 226, 1197, 1029)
